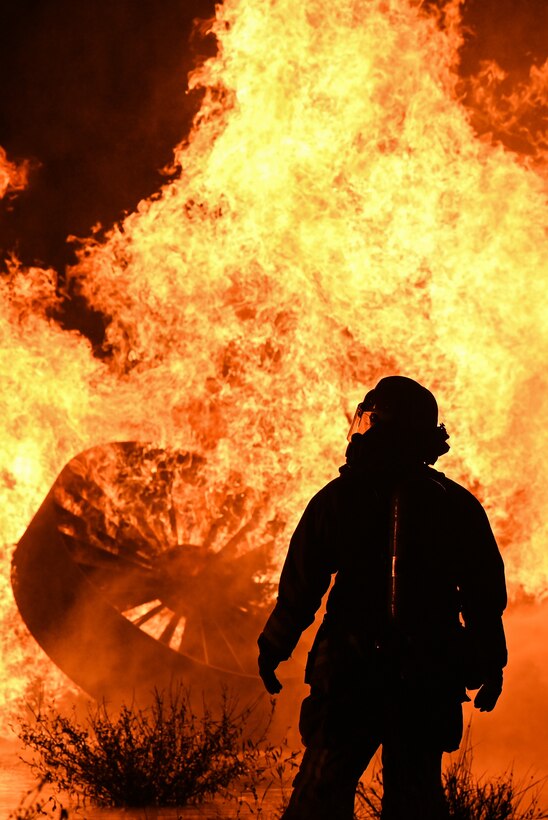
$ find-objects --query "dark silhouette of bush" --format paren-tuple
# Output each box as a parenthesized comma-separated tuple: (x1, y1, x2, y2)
(18, 694, 544, 819)
(8, 783, 67, 820)
(17, 686, 280, 809)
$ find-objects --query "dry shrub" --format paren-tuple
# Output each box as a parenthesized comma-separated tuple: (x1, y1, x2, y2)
(355, 729, 548, 820)
(443, 732, 547, 820)
(16, 686, 296, 810)
(8, 781, 67, 820)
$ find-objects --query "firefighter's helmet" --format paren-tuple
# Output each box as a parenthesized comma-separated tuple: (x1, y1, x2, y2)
(347, 376, 450, 463)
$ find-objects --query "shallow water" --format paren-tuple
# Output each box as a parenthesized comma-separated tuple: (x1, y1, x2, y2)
(0, 740, 284, 819)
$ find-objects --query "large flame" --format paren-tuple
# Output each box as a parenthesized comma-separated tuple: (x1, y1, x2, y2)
(2, 0, 548, 717)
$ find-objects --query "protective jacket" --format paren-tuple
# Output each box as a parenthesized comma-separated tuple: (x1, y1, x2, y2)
(260, 437, 507, 706)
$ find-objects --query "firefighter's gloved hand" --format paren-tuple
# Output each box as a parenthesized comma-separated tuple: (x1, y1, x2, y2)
(258, 634, 283, 695)
(258, 656, 282, 695)
(474, 671, 503, 712)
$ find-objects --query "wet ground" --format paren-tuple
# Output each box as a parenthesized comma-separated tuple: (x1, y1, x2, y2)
(0, 740, 284, 819)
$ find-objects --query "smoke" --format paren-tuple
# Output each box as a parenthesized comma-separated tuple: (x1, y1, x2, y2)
(461, 602, 548, 783)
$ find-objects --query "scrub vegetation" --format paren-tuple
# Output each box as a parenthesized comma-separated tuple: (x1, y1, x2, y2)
(15, 686, 298, 812)
(14, 697, 547, 819)
(8, 784, 66, 820)
(355, 732, 548, 820)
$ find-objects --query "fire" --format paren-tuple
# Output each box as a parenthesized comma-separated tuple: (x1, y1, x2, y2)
(0, 147, 28, 199)
(462, 57, 548, 173)
(1, 0, 548, 717)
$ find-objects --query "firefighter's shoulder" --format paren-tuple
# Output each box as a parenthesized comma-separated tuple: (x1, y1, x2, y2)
(428, 468, 493, 523)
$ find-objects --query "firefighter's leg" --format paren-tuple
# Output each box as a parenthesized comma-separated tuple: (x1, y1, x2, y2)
(280, 741, 378, 820)
(380, 738, 449, 820)
(379, 695, 462, 820)
(281, 633, 383, 819)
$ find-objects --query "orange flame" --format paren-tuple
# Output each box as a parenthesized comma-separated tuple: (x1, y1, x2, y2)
(463, 58, 548, 172)
(0, 147, 29, 199)
(2, 0, 548, 718)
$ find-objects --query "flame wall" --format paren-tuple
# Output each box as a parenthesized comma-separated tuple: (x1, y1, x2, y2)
(1, 0, 548, 730)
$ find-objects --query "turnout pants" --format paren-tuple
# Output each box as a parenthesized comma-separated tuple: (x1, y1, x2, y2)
(281, 638, 463, 820)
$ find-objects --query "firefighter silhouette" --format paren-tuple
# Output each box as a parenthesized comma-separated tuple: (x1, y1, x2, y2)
(258, 376, 507, 820)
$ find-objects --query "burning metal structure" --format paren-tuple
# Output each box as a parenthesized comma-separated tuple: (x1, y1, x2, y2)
(1, 0, 547, 715)
(11, 442, 275, 699)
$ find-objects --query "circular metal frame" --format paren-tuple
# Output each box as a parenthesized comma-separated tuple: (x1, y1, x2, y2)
(12, 442, 277, 700)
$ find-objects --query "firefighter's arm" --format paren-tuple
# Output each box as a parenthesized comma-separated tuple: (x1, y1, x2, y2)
(455, 489, 507, 711)
(258, 488, 336, 693)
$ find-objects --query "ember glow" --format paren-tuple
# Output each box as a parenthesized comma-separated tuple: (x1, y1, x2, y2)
(2, 0, 548, 718)
(0, 147, 29, 199)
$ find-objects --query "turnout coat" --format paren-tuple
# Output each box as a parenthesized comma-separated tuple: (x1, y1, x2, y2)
(260, 450, 507, 751)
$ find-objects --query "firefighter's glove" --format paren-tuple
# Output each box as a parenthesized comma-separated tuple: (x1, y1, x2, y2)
(474, 670, 503, 712)
(258, 634, 283, 695)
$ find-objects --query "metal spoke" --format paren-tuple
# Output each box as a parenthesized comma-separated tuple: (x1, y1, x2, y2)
(133, 602, 166, 627)
(200, 619, 209, 665)
(60, 531, 154, 573)
(211, 619, 246, 673)
(159, 612, 183, 646)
